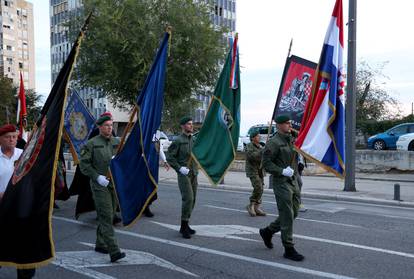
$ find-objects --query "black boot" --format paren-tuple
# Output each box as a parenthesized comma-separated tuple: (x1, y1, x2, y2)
(187, 223, 196, 235)
(143, 206, 154, 218)
(179, 220, 191, 239)
(259, 227, 274, 249)
(113, 215, 122, 225)
(283, 247, 304, 261)
(17, 268, 36, 279)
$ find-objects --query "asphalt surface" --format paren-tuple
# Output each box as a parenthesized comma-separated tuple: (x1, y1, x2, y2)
(1, 179, 414, 279)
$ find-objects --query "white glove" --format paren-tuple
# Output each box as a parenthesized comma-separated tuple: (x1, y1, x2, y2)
(179, 166, 190, 176)
(282, 166, 294, 177)
(96, 175, 110, 187)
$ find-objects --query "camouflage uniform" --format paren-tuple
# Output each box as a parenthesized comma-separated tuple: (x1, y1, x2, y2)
(245, 142, 265, 204)
(80, 134, 121, 257)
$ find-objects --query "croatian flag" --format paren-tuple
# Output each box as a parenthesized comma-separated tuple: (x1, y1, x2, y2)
(229, 34, 239, 89)
(295, 0, 345, 178)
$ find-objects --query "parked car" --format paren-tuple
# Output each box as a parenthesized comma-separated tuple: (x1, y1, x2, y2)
(240, 124, 277, 150)
(367, 123, 414, 150)
(396, 132, 414, 151)
(156, 130, 171, 151)
(237, 137, 244, 152)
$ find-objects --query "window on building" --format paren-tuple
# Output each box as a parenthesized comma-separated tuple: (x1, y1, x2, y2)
(7, 67, 11, 72)
(3, 25, 11, 29)
(6, 45, 12, 51)
(19, 62, 23, 69)
(4, 1, 9, 7)
(219, 7, 223, 16)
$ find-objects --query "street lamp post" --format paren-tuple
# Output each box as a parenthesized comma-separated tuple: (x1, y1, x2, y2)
(344, 0, 357, 192)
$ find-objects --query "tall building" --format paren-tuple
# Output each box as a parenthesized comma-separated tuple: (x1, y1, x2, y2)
(193, 0, 236, 124)
(50, 0, 108, 119)
(0, 0, 35, 89)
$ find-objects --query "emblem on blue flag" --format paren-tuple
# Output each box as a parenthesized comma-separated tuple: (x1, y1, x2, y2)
(64, 89, 95, 163)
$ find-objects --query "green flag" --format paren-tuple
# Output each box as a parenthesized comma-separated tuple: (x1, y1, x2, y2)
(192, 36, 240, 185)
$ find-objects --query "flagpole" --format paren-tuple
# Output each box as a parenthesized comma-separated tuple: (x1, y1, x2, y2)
(344, 0, 357, 191)
(266, 38, 293, 142)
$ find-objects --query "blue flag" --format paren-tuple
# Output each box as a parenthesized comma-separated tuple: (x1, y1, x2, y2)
(110, 32, 169, 226)
(64, 89, 96, 163)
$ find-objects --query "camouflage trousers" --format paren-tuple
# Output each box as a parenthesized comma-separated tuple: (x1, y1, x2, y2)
(248, 175, 264, 204)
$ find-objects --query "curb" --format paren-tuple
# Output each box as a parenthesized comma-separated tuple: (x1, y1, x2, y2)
(161, 179, 414, 209)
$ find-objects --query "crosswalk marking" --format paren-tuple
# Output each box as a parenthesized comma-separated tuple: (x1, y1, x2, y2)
(53, 216, 356, 279)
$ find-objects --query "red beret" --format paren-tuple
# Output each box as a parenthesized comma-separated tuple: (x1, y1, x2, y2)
(0, 124, 17, 136)
(100, 111, 113, 118)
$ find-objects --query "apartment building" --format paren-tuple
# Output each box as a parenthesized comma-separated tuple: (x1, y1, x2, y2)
(0, 0, 35, 89)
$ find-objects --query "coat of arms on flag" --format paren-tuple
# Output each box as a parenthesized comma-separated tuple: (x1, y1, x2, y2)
(295, 0, 346, 178)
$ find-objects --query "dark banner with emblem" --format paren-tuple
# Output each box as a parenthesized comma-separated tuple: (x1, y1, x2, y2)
(64, 88, 96, 164)
(272, 55, 317, 130)
(0, 14, 91, 268)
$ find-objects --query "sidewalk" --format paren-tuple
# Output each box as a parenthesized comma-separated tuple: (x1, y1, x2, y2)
(159, 168, 414, 208)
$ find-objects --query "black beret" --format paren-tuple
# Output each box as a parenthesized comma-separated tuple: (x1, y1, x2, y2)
(275, 115, 290, 124)
(179, 116, 192, 125)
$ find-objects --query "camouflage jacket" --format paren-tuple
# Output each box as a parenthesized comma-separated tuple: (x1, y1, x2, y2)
(245, 142, 265, 178)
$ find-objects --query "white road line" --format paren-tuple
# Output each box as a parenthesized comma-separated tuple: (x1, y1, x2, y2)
(183, 184, 414, 211)
(205, 205, 361, 228)
(200, 206, 414, 259)
(53, 216, 355, 279)
(300, 197, 414, 211)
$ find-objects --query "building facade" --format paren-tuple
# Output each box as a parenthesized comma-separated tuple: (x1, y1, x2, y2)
(0, 0, 35, 89)
(50, 0, 108, 118)
(193, 0, 236, 124)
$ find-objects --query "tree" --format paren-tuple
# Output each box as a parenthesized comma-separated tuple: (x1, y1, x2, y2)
(72, 0, 227, 132)
(24, 89, 43, 129)
(0, 75, 42, 129)
(356, 60, 400, 123)
(0, 76, 15, 125)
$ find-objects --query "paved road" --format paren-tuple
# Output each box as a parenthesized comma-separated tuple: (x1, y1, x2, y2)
(1, 181, 414, 279)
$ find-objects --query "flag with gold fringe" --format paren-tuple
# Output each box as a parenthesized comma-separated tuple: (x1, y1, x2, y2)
(110, 31, 170, 227)
(0, 14, 91, 268)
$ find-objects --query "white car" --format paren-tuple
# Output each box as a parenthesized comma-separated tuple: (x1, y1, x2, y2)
(237, 137, 244, 152)
(156, 130, 171, 151)
(240, 124, 277, 151)
(396, 132, 414, 151)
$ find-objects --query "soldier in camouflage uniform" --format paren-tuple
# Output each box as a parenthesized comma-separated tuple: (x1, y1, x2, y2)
(166, 116, 198, 239)
(258, 115, 304, 261)
(245, 130, 266, 217)
(80, 113, 126, 263)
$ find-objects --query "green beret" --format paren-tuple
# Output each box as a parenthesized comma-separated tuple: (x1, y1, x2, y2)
(275, 115, 290, 124)
(96, 115, 112, 126)
(250, 130, 260, 139)
(179, 116, 192, 125)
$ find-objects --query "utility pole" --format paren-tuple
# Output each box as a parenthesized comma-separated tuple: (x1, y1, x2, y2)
(344, 0, 357, 192)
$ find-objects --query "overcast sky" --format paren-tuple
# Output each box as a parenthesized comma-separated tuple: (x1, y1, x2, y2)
(32, 0, 414, 134)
